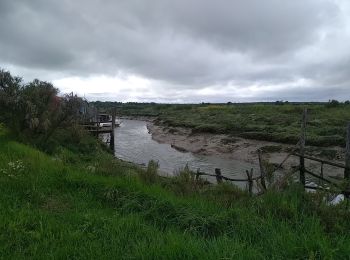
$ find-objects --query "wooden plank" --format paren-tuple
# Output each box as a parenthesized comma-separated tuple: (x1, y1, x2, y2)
(196, 171, 260, 182)
(304, 185, 330, 191)
(299, 108, 307, 186)
(215, 168, 223, 184)
(258, 149, 267, 190)
(246, 168, 253, 195)
(110, 107, 116, 151)
(87, 129, 113, 134)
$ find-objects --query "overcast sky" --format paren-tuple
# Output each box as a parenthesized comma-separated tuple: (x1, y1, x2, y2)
(1, 0, 349, 102)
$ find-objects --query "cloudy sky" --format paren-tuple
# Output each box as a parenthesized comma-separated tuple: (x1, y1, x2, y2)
(1, 0, 349, 102)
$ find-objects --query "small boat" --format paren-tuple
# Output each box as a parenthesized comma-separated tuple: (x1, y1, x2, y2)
(99, 119, 121, 128)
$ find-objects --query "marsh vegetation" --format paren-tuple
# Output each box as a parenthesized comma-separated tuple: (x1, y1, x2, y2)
(103, 101, 350, 147)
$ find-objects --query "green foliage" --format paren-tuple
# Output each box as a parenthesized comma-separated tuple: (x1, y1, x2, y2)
(0, 69, 83, 145)
(1, 125, 350, 258)
(139, 160, 159, 184)
(113, 102, 350, 147)
(169, 164, 202, 194)
(326, 99, 340, 108)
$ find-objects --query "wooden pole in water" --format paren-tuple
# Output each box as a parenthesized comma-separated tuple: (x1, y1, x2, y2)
(110, 107, 116, 152)
(258, 149, 267, 190)
(215, 168, 223, 184)
(246, 168, 253, 195)
(299, 108, 307, 186)
(345, 122, 350, 180)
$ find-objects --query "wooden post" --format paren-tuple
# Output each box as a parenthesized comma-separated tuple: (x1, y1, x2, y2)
(345, 123, 350, 199)
(97, 110, 101, 136)
(299, 108, 307, 186)
(345, 122, 350, 180)
(196, 168, 200, 181)
(215, 168, 223, 184)
(258, 149, 267, 190)
(110, 107, 116, 152)
(246, 168, 253, 195)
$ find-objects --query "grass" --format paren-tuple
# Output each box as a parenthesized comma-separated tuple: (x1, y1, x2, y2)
(110, 102, 350, 147)
(1, 125, 350, 258)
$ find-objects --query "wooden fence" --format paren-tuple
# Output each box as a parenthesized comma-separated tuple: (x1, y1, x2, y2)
(193, 109, 350, 197)
(195, 167, 263, 194)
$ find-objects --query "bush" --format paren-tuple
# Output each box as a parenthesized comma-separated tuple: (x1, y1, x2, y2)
(0, 69, 84, 144)
(326, 99, 340, 108)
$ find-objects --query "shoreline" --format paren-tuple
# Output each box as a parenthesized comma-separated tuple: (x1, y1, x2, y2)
(146, 120, 346, 178)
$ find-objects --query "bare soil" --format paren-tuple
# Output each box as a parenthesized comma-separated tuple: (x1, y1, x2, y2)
(147, 122, 346, 178)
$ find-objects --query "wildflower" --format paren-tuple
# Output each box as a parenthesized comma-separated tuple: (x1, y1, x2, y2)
(1, 160, 25, 178)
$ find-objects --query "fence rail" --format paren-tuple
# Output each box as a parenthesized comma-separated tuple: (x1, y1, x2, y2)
(196, 171, 262, 182)
(292, 153, 347, 169)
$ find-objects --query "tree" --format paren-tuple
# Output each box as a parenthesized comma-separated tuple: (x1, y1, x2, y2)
(0, 69, 83, 142)
(0, 69, 24, 134)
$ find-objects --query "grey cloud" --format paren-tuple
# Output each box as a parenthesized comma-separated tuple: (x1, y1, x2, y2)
(0, 0, 349, 101)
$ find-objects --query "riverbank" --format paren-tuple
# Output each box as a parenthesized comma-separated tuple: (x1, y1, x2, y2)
(147, 121, 346, 178)
(108, 102, 350, 147)
(1, 124, 350, 258)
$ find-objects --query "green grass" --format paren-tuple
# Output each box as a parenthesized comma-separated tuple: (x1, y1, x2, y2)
(1, 126, 350, 259)
(111, 103, 350, 146)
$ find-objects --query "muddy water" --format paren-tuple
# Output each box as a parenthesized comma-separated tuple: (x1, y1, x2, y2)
(113, 119, 259, 188)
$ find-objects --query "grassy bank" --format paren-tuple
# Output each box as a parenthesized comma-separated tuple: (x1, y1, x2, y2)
(1, 125, 350, 258)
(107, 102, 350, 146)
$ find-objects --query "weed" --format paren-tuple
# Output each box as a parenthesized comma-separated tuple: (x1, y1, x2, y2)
(139, 160, 159, 184)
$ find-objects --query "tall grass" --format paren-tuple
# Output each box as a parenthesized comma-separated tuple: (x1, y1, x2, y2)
(1, 126, 350, 258)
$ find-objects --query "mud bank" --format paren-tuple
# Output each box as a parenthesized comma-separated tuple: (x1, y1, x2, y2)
(147, 122, 345, 178)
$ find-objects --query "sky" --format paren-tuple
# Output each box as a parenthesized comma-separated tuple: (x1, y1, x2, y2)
(0, 0, 350, 103)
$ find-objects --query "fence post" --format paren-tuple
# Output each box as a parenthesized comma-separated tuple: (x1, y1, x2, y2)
(110, 107, 116, 152)
(96, 109, 100, 138)
(345, 123, 350, 199)
(196, 168, 200, 181)
(345, 123, 350, 180)
(299, 108, 307, 186)
(258, 149, 267, 190)
(246, 168, 253, 195)
(215, 168, 223, 184)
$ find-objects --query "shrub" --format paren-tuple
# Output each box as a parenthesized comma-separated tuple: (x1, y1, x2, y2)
(326, 99, 340, 108)
(0, 69, 84, 144)
(171, 164, 197, 194)
(139, 160, 159, 184)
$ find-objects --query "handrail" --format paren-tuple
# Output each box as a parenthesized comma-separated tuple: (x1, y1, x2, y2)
(304, 169, 340, 187)
(292, 153, 347, 169)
